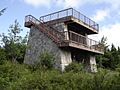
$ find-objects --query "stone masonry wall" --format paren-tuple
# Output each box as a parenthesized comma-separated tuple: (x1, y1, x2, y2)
(24, 26, 72, 70)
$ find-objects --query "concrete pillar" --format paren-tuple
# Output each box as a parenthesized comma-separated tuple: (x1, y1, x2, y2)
(84, 54, 97, 73)
(89, 55, 97, 72)
(64, 24, 69, 40)
(60, 49, 72, 71)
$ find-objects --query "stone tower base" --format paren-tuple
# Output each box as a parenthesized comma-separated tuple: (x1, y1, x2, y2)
(24, 26, 97, 72)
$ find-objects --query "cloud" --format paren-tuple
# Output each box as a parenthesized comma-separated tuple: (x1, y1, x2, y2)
(23, 0, 51, 7)
(101, 23, 120, 47)
(22, 0, 120, 9)
(104, 0, 120, 9)
(56, 0, 84, 8)
(89, 23, 120, 47)
(64, 0, 80, 8)
(92, 9, 110, 22)
(90, 0, 120, 23)
(23, 0, 87, 8)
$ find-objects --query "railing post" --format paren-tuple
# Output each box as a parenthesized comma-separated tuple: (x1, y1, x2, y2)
(97, 24, 99, 31)
(89, 19, 90, 27)
(84, 16, 86, 24)
(72, 8, 73, 16)
(78, 12, 80, 22)
(66, 9, 68, 16)
(57, 12, 59, 19)
(50, 15, 51, 21)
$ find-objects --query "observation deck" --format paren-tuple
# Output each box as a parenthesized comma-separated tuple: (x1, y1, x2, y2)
(25, 8, 103, 54)
(40, 8, 99, 34)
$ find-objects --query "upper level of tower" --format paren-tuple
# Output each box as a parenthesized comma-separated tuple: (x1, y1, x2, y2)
(24, 8, 104, 54)
(40, 8, 99, 34)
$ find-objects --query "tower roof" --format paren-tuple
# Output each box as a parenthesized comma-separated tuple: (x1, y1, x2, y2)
(40, 8, 99, 34)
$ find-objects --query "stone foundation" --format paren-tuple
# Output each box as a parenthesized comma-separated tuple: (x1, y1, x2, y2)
(24, 26, 72, 71)
(24, 25, 97, 72)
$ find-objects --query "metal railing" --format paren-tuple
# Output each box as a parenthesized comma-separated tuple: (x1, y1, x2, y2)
(25, 15, 65, 44)
(25, 15, 103, 53)
(40, 8, 99, 31)
(69, 31, 104, 52)
(25, 15, 40, 25)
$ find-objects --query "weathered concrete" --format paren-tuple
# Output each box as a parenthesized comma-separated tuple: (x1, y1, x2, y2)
(90, 55, 97, 72)
(24, 26, 72, 70)
(24, 20, 98, 72)
(24, 23, 98, 72)
(61, 50, 72, 71)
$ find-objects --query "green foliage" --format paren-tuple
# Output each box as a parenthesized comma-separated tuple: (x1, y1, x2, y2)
(0, 20, 28, 63)
(97, 37, 120, 70)
(65, 62, 84, 72)
(0, 48, 6, 64)
(0, 8, 6, 16)
(36, 51, 55, 69)
(97, 44, 120, 70)
(0, 61, 120, 90)
(0, 61, 30, 90)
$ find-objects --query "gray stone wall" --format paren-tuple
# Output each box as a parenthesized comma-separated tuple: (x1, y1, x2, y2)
(52, 23, 64, 32)
(24, 23, 97, 72)
(24, 26, 72, 70)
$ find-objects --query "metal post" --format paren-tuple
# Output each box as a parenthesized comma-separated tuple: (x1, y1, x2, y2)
(66, 9, 68, 16)
(84, 16, 86, 24)
(72, 8, 73, 16)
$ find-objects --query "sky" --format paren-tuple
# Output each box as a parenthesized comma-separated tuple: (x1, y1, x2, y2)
(0, 0, 120, 47)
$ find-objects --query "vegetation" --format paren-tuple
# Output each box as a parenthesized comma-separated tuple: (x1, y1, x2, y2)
(97, 42, 120, 70)
(0, 60, 120, 90)
(0, 20, 28, 63)
(0, 20, 120, 90)
(0, 8, 6, 16)
(65, 62, 84, 72)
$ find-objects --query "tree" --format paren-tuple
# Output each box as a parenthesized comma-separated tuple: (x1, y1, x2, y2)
(96, 36, 109, 68)
(97, 37, 120, 70)
(99, 36, 109, 51)
(110, 44, 120, 69)
(1, 20, 28, 63)
(0, 8, 6, 16)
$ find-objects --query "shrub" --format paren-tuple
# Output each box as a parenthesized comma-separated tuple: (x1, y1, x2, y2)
(34, 51, 55, 70)
(0, 60, 120, 90)
(65, 62, 84, 72)
(40, 51, 55, 69)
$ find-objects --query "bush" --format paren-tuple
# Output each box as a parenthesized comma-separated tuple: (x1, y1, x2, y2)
(0, 60, 120, 90)
(65, 62, 84, 72)
(40, 51, 55, 69)
(0, 48, 6, 64)
(33, 51, 55, 70)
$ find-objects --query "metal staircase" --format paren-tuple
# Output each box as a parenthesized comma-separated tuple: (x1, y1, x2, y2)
(25, 15, 104, 54)
(25, 15, 65, 45)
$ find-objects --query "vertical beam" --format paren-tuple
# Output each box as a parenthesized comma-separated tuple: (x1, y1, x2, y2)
(89, 55, 97, 72)
(64, 24, 69, 40)
(84, 54, 97, 72)
(60, 49, 72, 71)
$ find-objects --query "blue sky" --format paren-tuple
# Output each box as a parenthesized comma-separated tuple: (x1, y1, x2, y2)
(1, 0, 120, 47)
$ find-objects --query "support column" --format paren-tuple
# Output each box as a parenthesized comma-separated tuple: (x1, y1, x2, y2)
(64, 24, 69, 40)
(60, 49, 72, 71)
(90, 55, 97, 72)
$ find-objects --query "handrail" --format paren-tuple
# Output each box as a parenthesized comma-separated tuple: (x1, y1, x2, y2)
(69, 31, 104, 52)
(25, 15, 65, 44)
(40, 8, 73, 19)
(25, 15, 103, 53)
(40, 8, 99, 31)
